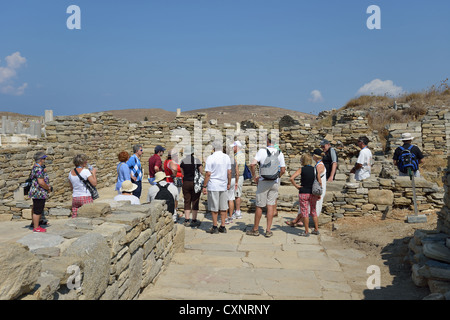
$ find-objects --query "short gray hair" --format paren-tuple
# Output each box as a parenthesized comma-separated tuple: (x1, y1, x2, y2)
(73, 154, 88, 167)
(132, 144, 143, 154)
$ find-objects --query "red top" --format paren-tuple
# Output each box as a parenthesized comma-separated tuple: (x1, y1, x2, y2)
(164, 159, 182, 183)
(148, 154, 162, 178)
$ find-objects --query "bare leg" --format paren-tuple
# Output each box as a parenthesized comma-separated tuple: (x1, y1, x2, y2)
(266, 204, 276, 232)
(252, 206, 263, 231)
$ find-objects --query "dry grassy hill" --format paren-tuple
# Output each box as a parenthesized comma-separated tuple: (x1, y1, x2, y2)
(101, 105, 315, 124)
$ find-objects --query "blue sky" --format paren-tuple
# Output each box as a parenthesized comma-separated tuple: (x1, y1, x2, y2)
(0, 0, 449, 116)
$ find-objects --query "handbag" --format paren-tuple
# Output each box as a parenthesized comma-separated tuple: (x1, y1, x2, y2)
(74, 168, 99, 200)
(312, 165, 323, 196)
(193, 164, 204, 194)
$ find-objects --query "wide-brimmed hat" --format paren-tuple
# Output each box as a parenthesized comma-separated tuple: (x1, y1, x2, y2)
(401, 133, 414, 141)
(120, 180, 138, 193)
(154, 171, 169, 183)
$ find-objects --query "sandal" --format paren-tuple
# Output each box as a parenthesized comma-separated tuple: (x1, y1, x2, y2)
(264, 230, 273, 238)
(311, 230, 320, 235)
(246, 229, 260, 236)
(285, 221, 304, 227)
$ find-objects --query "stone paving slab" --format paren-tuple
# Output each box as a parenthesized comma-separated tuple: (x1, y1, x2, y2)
(139, 210, 364, 300)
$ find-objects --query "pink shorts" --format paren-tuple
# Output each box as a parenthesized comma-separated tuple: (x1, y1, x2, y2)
(298, 193, 319, 218)
(72, 196, 93, 218)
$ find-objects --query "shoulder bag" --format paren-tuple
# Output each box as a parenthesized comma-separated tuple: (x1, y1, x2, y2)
(74, 168, 99, 200)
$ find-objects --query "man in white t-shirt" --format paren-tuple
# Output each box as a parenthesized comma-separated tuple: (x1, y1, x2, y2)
(202, 140, 231, 234)
(114, 180, 141, 205)
(350, 136, 372, 181)
(247, 134, 286, 238)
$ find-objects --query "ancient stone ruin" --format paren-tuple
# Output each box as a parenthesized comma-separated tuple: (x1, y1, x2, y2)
(0, 103, 449, 299)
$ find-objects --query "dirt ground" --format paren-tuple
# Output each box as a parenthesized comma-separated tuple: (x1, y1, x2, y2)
(320, 209, 437, 300)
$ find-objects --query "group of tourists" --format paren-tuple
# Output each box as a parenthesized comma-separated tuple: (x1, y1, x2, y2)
(26, 132, 424, 236)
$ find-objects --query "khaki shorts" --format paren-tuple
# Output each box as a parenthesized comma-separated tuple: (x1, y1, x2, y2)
(227, 178, 236, 201)
(207, 190, 229, 212)
(255, 180, 279, 207)
(235, 176, 244, 198)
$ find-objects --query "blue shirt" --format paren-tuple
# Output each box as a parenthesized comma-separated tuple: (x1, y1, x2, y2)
(116, 162, 131, 191)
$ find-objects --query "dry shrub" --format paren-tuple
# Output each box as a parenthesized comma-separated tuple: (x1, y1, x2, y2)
(344, 95, 393, 110)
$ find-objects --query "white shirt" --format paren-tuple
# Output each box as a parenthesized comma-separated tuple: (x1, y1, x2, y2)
(69, 168, 93, 197)
(147, 181, 179, 202)
(204, 151, 231, 191)
(355, 147, 372, 181)
(253, 146, 286, 183)
(114, 194, 141, 205)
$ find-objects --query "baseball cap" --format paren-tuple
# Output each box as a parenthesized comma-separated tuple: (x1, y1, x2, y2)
(320, 139, 330, 146)
(154, 145, 166, 153)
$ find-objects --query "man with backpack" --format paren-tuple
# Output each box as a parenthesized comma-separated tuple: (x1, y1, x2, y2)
(320, 139, 338, 182)
(393, 133, 424, 177)
(246, 134, 286, 238)
(147, 171, 179, 222)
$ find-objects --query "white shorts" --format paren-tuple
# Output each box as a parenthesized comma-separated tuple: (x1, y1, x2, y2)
(227, 178, 236, 201)
(255, 180, 279, 207)
(207, 191, 229, 212)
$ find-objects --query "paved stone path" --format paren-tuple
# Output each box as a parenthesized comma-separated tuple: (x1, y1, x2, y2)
(139, 210, 369, 300)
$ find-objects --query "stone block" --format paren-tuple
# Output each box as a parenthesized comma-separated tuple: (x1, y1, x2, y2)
(368, 189, 394, 205)
(77, 203, 111, 219)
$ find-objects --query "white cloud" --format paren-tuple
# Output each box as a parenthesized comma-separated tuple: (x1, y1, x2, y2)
(309, 90, 324, 103)
(0, 52, 27, 96)
(356, 79, 403, 97)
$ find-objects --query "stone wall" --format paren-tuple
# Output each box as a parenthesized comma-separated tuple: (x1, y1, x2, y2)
(406, 156, 450, 300)
(0, 200, 183, 300)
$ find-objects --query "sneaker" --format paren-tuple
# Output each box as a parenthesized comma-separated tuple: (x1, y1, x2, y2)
(235, 211, 242, 219)
(207, 226, 219, 234)
(218, 226, 227, 233)
(33, 226, 47, 233)
(190, 220, 201, 228)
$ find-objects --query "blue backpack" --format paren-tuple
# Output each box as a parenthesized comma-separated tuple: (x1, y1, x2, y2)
(397, 145, 419, 174)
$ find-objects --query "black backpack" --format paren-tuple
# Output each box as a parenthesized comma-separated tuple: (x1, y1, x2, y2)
(155, 183, 175, 214)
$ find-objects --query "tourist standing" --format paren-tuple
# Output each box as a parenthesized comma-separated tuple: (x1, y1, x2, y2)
(68, 154, 97, 218)
(350, 136, 372, 181)
(180, 146, 203, 228)
(148, 145, 165, 185)
(29, 151, 52, 232)
(393, 133, 424, 177)
(312, 149, 326, 218)
(226, 147, 239, 224)
(147, 172, 179, 221)
(246, 134, 286, 238)
(231, 141, 245, 219)
(203, 140, 231, 234)
(115, 151, 131, 195)
(127, 144, 144, 198)
(288, 154, 320, 236)
(320, 139, 338, 182)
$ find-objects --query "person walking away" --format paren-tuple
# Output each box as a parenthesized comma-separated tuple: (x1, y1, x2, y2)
(393, 133, 424, 177)
(203, 140, 231, 234)
(246, 134, 286, 238)
(288, 154, 320, 236)
(180, 146, 203, 228)
(68, 154, 97, 218)
(320, 139, 338, 182)
(29, 151, 52, 232)
(127, 144, 144, 198)
(148, 145, 165, 185)
(114, 180, 140, 205)
(350, 136, 372, 181)
(115, 151, 131, 194)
